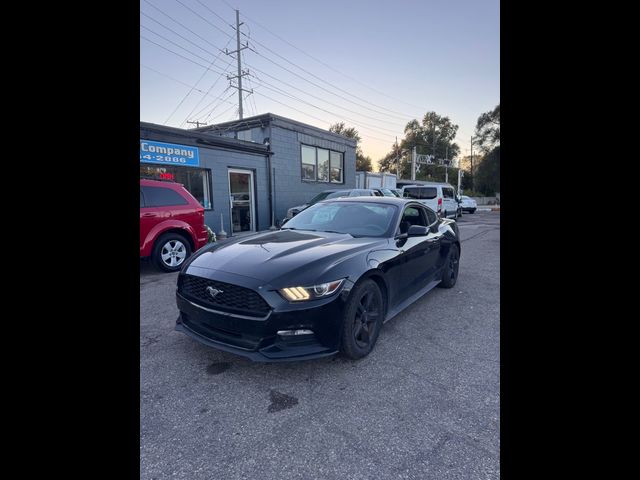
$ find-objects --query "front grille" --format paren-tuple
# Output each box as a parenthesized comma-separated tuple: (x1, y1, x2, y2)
(179, 274, 271, 317)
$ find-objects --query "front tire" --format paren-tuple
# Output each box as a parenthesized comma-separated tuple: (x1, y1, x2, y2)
(152, 232, 191, 272)
(438, 244, 460, 288)
(340, 279, 384, 360)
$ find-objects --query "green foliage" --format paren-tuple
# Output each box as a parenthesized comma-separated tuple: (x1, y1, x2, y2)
(205, 225, 216, 243)
(474, 146, 500, 196)
(356, 153, 373, 172)
(401, 112, 460, 168)
(329, 122, 362, 143)
(378, 112, 460, 182)
(329, 122, 372, 171)
(474, 104, 500, 153)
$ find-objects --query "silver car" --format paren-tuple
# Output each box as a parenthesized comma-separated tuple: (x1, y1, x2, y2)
(459, 195, 477, 214)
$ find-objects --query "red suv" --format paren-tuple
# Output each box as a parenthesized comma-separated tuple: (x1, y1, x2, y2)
(140, 179, 208, 272)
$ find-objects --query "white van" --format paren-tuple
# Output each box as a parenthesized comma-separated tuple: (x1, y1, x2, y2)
(401, 182, 459, 219)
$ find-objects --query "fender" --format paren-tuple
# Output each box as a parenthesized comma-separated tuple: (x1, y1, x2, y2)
(140, 219, 197, 257)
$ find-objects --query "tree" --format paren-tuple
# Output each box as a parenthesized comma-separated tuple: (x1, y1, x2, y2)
(357, 155, 372, 171)
(474, 146, 500, 195)
(329, 122, 372, 171)
(474, 104, 500, 153)
(378, 139, 404, 175)
(401, 112, 460, 181)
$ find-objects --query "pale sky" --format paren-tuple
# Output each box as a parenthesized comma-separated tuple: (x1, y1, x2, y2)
(140, 0, 500, 166)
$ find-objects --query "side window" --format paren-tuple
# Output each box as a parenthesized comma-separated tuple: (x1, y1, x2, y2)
(142, 186, 189, 207)
(424, 207, 437, 225)
(140, 190, 145, 208)
(400, 206, 428, 231)
(421, 187, 437, 199)
(403, 187, 420, 199)
(443, 188, 454, 199)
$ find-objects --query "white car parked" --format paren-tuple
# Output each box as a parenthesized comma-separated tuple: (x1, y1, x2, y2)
(459, 195, 477, 214)
(401, 182, 459, 219)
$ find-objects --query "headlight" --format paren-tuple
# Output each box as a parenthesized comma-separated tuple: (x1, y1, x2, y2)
(279, 279, 345, 302)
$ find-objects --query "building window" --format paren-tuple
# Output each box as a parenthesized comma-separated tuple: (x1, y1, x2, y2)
(301, 145, 344, 183)
(330, 151, 343, 183)
(140, 164, 213, 209)
(301, 145, 316, 181)
(237, 129, 252, 142)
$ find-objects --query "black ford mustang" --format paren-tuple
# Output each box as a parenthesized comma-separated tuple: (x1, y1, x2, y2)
(175, 197, 461, 362)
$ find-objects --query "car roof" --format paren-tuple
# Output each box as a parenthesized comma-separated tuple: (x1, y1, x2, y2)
(319, 196, 418, 206)
(402, 182, 454, 188)
(140, 178, 181, 188)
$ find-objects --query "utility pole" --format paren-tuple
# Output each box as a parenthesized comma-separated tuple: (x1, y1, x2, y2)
(186, 120, 207, 128)
(224, 10, 252, 119)
(395, 136, 400, 179)
(470, 136, 474, 191)
(411, 146, 417, 181)
(445, 145, 449, 183)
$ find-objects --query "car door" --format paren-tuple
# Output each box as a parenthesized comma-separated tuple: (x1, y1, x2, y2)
(420, 206, 444, 281)
(384, 205, 434, 303)
(442, 187, 457, 218)
(140, 188, 158, 253)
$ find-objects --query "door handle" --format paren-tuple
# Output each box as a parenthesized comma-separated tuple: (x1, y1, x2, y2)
(141, 213, 155, 218)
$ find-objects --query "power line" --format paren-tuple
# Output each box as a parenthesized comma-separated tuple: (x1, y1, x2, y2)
(247, 63, 403, 132)
(172, 0, 234, 39)
(140, 31, 227, 74)
(141, 12, 222, 59)
(251, 89, 391, 144)
(142, 0, 229, 53)
(141, 6, 235, 126)
(191, 85, 233, 119)
(142, 30, 396, 143)
(140, 64, 236, 107)
(244, 45, 411, 126)
(203, 91, 238, 122)
(142, 29, 400, 139)
(218, 0, 427, 116)
(194, 0, 233, 28)
(250, 76, 399, 138)
(179, 37, 233, 126)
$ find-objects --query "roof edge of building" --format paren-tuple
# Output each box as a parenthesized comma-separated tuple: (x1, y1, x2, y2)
(140, 122, 270, 154)
(196, 113, 358, 147)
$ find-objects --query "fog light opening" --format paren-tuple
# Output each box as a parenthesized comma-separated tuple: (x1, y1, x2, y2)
(277, 329, 314, 336)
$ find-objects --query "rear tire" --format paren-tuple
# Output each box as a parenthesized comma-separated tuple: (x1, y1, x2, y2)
(438, 244, 459, 288)
(152, 232, 191, 272)
(340, 279, 384, 360)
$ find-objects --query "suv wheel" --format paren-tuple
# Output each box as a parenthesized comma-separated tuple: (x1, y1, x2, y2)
(153, 232, 191, 272)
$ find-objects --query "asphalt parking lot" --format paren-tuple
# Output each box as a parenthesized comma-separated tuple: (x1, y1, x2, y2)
(140, 211, 500, 480)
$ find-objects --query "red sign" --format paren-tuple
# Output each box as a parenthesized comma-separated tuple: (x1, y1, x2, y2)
(159, 172, 175, 181)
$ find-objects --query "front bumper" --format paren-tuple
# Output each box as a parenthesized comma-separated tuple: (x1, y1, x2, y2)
(175, 271, 351, 362)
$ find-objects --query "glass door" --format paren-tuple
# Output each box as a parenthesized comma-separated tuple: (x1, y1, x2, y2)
(228, 169, 255, 234)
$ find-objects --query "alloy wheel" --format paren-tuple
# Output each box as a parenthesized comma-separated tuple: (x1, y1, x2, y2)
(352, 289, 381, 348)
(160, 240, 187, 267)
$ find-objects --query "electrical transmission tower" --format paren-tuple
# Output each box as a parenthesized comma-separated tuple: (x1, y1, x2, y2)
(224, 10, 253, 120)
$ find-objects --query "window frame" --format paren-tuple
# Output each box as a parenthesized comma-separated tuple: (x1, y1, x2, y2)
(140, 163, 214, 210)
(300, 144, 345, 184)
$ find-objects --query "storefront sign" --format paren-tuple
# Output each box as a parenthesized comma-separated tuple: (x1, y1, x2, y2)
(140, 140, 199, 167)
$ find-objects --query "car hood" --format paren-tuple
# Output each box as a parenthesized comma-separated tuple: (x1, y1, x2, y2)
(187, 229, 386, 286)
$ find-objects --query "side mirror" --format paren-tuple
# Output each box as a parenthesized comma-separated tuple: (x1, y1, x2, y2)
(407, 225, 429, 236)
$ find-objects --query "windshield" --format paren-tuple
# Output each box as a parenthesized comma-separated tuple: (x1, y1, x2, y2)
(282, 201, 398, 237)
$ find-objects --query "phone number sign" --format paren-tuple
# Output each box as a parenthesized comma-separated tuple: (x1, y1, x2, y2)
(140, 140, 200, 167)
